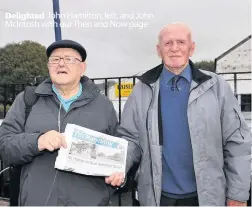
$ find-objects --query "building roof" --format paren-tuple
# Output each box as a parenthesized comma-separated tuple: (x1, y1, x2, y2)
(215, 35, 251, 73)
(215, 35, 251, 61)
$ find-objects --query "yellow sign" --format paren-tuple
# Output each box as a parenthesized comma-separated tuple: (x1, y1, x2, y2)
(115, 83, 133, 97)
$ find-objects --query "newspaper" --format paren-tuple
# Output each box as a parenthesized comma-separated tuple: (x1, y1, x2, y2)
(55, 124, 128, 176)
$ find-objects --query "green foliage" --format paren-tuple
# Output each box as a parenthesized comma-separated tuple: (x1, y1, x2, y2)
(0, 41, 48, 84)
(194, 60, 215, 72)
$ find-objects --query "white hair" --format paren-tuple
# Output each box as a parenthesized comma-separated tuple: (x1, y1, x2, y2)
(157, 22, 193, 44)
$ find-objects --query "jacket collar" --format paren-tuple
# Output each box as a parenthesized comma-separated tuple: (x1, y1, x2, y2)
(35, 76, 100, 101)
(138, 60, 212, 86)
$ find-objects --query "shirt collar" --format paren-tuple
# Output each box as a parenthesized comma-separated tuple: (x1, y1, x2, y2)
(180, 64, 192, 82)
(161, 63, 192, 84)
(52, 83, 82, 103)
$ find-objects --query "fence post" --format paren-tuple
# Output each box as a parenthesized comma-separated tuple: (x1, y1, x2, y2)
(234, 73, 237, 99)
(118, 78, 122, 123)
(104, 79, 108, 97)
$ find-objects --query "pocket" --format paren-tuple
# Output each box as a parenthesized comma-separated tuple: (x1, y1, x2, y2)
(233, 108, 245, 139)
(223, 107, 246, 141)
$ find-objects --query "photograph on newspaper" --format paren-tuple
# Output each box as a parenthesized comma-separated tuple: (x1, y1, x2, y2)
(55, 123, 128, 176)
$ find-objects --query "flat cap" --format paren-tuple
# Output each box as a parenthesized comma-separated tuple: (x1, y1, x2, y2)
(46, 40, 87, 61)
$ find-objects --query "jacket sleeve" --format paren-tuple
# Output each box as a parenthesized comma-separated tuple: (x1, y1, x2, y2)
(0, 92, 43, 166)
(116, 86, 142, 173)
(219, 77, 251, 202)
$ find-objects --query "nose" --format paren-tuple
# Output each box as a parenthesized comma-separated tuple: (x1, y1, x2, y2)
(58, 58, 65, 66)
(171, 42, 179, 52)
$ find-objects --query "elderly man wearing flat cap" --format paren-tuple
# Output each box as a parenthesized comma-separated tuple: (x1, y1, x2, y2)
(0, 40, 122, 206)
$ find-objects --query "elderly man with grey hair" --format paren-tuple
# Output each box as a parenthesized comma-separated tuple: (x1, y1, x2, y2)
(106, 22, 251, 206)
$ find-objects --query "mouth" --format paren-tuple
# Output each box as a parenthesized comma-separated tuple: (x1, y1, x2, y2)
(57, 71, 68, 75)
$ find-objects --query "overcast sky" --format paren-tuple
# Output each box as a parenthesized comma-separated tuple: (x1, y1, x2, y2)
(0, 0, 251, 78)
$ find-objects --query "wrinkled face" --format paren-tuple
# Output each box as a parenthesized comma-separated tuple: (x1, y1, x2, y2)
(47, 48, 86, 86)
(157, 25, 195, 70)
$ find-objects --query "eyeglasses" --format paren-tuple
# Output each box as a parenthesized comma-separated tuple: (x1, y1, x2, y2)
(48, 56, 82, 64)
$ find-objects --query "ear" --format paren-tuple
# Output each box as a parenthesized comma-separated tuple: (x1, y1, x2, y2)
(156, 44, 162, 58)
(189, 42, 195, 57)
(80, 62, 86, 77)
(47, 62, 53, 74)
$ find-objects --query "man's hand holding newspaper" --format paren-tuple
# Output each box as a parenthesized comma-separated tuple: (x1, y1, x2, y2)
(54, 124, 127, 187)
(105, 172, 125, 187)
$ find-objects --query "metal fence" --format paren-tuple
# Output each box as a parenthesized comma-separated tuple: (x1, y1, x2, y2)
(0, 72, 250, 120)
(218, 71, 251, 97)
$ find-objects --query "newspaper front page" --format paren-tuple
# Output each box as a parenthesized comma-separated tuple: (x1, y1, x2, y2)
(55, 124, 128, 176)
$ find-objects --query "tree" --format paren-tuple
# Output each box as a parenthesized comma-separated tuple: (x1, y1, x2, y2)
(194, 60, 215, 72)
(0, 41, 48, 85)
